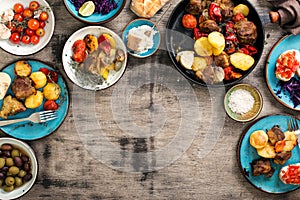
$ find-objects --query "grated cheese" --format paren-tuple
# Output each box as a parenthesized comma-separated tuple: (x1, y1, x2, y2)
(228, 89, 254, 114)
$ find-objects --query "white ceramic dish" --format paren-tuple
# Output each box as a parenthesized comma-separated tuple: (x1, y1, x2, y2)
(62, 26, 128, 90)
(0, 137, 38, 199)
(0, 0, 55, 55)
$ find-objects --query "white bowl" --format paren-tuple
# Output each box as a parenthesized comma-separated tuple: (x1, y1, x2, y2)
(0, 0, 55, 55)
(0, 137, 38, 199)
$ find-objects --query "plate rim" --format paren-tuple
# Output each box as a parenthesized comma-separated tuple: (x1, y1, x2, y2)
(63, 0, 126, 25)
(62, 25, 128, 91)
(165, 0, 265, 87)
(237, 113, 300, 194)
(0, 137, 39, 199)
(264, 34, 300, 111)
(0, 0, 55, 56)
(122, 18, 161, 58)
(0, 58, 70, 140)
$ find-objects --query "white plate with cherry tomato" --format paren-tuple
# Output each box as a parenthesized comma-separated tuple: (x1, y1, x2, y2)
(0, 0, 55, 56)
(62, 26, 128, 90)
(0, 59, 69, 140)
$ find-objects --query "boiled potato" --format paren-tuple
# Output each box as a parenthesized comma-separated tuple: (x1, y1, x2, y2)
(14, 60, 32, 77)
(191, 57, 207, 72)
(284, 131, 297, 142)
(233, 4, 249, 16)
(257, 142, 276, 158)
(212, 44, 225, 56)
(230, 52, 255, 71)
(176, 51, 195, 70)
(30, 71, 47, 89)
(208, 31, 225, 49)
(84, 34, 98, 53)
(25, 90, 43, 109)
(43, 83, 61, 100)
(194, 37, 213, 56)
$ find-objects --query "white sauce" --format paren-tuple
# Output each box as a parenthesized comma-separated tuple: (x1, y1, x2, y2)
(127, 25, 157, 53)
(228, 89, 254, 114)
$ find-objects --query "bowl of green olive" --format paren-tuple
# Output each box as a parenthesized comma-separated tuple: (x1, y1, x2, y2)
(0, 137, 38, 199)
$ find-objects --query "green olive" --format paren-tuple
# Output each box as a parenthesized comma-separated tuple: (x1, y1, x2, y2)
(5, 176, 15, 186)
(3, 185, 14, 192)
(8, 166, 20, 176)
(11, 149, 20, 158)
(15, 177, 23, 187)
(18, 170, 27, 178)
(0, 158, 5, 169)
(5, 158, 14, 167)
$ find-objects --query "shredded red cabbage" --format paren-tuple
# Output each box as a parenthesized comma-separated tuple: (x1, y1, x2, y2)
(277, 77, 300, 108)
(70, 0, 118, 15)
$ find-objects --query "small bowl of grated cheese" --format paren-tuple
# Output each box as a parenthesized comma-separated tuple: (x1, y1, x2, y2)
(224, 83, 263, 122)
(122, 18, 161, 58)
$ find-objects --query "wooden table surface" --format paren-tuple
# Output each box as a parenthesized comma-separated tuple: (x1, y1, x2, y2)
(1, 0, 300, 199)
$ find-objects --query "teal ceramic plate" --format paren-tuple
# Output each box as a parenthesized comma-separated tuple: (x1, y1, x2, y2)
(122, 19, 161, 58)
(237, 114, 300, 194)
(64, 0, 126, 24)
(265, 34, 300, 111)
(0, 60, 69, 140)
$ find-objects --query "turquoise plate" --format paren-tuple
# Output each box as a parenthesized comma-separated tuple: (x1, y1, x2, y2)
(265, 34, 300, 111)
(64, 0, 126, 24)
(122, 19, 161, 58)
(237, 114, 300, 194)
(0, 60, 69, 140)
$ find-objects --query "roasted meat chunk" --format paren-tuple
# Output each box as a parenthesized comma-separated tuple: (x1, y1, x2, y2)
(214, 52, 230, 68)
(11, 76, 36, 99)
(267, 125, 285, 145)
(274, 151, 292, 165)
(186, 0, 209, 15)
(199, 20, 221, 33)
(251, 158, 274, 177)
(234, 18, 257, 45)
(0, 95, 26, 119)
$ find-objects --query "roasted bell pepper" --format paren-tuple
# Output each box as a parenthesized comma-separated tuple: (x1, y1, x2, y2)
(193, 28, 208, 40)
(232, 13, 245, 22)
(209, 3, 222, 22)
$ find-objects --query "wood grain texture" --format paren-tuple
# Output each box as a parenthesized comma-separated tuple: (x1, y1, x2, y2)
(1, 0, 300, 199)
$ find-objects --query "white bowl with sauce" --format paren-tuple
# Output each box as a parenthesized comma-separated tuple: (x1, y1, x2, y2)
(224, 83, 263, 122)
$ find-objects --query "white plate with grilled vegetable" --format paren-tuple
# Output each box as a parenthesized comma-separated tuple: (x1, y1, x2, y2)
(62, 26, 128, 90)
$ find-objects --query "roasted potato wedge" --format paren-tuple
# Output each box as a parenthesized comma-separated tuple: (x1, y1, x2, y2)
(212, 44, 225, 56)
(84, 34, 98, 53)
(230, 52, 255, 71)
(43, 83, 61, 100)
(30, 71, 47, 89)
(194, 37, 213, 57)
(191, 57, 207, 72)
(14, 61, 32, 77)
(25, 90, 43, 109)
(176, 51, 195, 70)
(233, 4, 249, 16)
(257, 142, 276, 158)
(284, 131, 297, 142)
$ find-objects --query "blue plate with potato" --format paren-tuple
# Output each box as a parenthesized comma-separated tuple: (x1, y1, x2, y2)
(0, 59, 69, 140)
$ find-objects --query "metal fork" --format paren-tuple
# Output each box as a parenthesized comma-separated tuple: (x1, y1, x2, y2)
(0, 110, 57, 127)
(288, 116, 300, 147)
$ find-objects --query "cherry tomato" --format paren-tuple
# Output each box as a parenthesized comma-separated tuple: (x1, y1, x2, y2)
(43, 100, 58, 111)
(36, 28, 45, 37)
(13, 13, 24, 22)
(21, 35, 31, 44)
(39, 21, 46, 28)
(23, 8, 33, 18)
(9, 32, 21, 44)
(39, 68, 50, 75)
(16, 26, 23, 33)
(30, 35, 40, 44)
(29, 1, 40, 11)
(13, 3, 24, 14)
(182, 14, 197, 29)
(25, 28, 35, 36)
(48, 71, 59, 83)
(28, 18, 39, 30)
(6, 22, 16, 32)
(39, 11, 49, 21)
